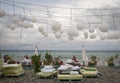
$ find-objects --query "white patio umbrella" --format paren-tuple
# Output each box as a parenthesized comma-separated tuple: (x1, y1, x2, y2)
(82, 45, 88, 66)
(34, 46, 39, 56)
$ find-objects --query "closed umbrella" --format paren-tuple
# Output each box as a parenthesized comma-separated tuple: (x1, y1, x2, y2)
(82, 45, 88, 66)
(34, 46, 39, 56)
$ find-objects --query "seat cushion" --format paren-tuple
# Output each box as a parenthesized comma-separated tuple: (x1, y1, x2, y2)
(58, 74, 83, 80)
(70, 71, 79, 75)
(85, 67, 97, 71)
(2, 64, 21, 68)
(36, 71, 57, 77)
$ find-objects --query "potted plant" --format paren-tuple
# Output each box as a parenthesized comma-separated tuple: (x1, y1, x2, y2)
(107, 56, 114, 66)
(45, 52, 53, 65)
(53, 56, 61, 69)
(88, 55, 97, 67)
(8, 60, 16, 64)
(88, 61, 95, 67)
(4, 54, 11, 63)
(0, 52, 1, 59)
(31, 54, 41, 73)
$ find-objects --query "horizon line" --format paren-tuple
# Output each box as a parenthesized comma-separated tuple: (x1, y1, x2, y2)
(0, 49, 120, 51)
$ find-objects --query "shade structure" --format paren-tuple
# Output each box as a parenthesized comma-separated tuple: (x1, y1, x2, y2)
(82, 45, 88, 66)
(34, 46, 39, 56)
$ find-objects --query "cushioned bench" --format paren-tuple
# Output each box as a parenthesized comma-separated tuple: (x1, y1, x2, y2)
(81, 71, 98, 77)
(80, 67, 98, 77)
(0, 59, 4, 71)
(0, 59, 4, 77)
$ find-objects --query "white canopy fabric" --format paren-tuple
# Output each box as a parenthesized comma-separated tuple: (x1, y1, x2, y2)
(34, 46, 39, 56)
(82, 45, 88, 66)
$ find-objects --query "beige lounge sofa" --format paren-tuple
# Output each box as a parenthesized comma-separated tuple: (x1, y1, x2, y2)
(2, 64, 25, 77)
(0, 59, 4, 71)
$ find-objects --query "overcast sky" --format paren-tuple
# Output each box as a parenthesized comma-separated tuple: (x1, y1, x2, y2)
(0, 0, 120, 50)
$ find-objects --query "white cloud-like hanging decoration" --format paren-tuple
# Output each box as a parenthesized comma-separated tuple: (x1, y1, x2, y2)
(12, 16, 19, 23)
(100, 34, 108, 40)
(22, 21, 31, 29)
(60, 30, 63, 34)
(68, 30, 79, 37)
(53, 31, 56, 34)
(39, 26, 44, 32)
(90, 34, 96, 39)
(7, 24, 11, 28)
(41, 31, 44, 35)
(89, 27, 95, 33)
(41, 31, 48, 37)
(18, 21, 23, 26)
(18, 21, 33, 29)
(68, 36, 74, 40)
(68, 30, 74, 37)
(52, 21, 61, 32)
(76, 23, 84, 30)
(9, 24, 16, 30)
(29, 24, 33, 28)
(53, 30, 63, 34)
(0, 10, 6, 17)
(84, 31, 88, 36)
(43, 32, 48, 37)
(85, 35, 88, 39)
(55, 32, 61, 39)
(108, 32, 120, 39)
(84, 31, 88, 39)
(74, 31, 79, 37)
(31, 17, 37, 23)
(99, 24, 109, 33)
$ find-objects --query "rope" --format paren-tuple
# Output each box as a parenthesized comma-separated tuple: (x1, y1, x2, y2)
(112, 15, 116, 30)
(70, 8, 72, 28)
(12, 1, 15, 16)
(2, 0, 120, 16)
(0, 0, 1, 9)
(87, 16, 91, 27)
(3, 0, 120, 10)
(1, 0, 120, 30)
(100, 9, 103, 24)
(2, 0, 120, 26)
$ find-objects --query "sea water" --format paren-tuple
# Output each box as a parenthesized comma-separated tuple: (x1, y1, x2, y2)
(0, 50, 120, 63)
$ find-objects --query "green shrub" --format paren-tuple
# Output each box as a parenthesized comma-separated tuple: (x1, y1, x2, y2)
(31, 54, 41, 73)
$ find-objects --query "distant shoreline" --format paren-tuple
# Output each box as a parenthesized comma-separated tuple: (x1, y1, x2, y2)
(0, 50, 120, 52)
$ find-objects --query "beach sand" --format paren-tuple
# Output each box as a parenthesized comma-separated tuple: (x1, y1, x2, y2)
(0, 66, 120, 83)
